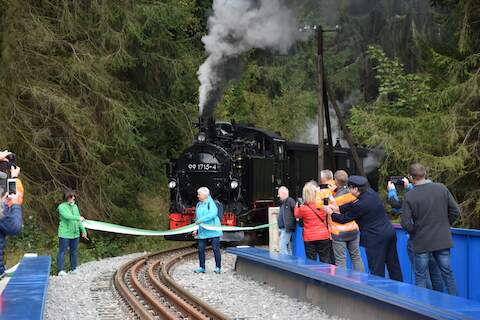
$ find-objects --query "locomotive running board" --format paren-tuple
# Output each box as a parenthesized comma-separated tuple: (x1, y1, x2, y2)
(220, 231, 244, 242)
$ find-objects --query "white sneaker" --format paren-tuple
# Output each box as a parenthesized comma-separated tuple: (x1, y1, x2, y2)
(58, 271, 67, 276)
(70, 269, 77, 275)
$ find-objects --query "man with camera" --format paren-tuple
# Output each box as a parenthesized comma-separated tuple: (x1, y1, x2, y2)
(0, 150, 23, 277)
(388, 175, 443, 291)
(401, 163, 459, 295)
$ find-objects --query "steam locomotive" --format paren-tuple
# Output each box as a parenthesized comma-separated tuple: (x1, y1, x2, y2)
(166, 118, 370, 241)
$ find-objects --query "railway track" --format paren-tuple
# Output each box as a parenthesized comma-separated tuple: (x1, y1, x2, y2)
(113, 246, 230, 320)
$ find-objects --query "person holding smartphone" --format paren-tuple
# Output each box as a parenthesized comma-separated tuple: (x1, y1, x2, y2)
(56, 190, 87, 276)
(0, 159, 23, 277)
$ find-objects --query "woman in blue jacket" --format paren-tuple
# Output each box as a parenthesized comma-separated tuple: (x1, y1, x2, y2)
(194, 187, 223, 274)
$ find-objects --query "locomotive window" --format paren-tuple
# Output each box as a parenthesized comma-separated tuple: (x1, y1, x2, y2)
(264, 139, 273, 155)
(277, 145, 284, 160)
(198, 153, 219, 163)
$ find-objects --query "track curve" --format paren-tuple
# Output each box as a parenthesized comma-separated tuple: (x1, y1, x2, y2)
(113, 246, 230, 320)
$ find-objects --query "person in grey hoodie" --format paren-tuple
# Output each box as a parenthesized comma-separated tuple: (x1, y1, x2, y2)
(401, 163, 460, 295)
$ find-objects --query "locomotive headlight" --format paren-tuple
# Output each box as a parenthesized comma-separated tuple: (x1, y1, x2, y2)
(168, 180, 177, 189)
(230, 180, 239, 189)
(197, 132, 206, 143)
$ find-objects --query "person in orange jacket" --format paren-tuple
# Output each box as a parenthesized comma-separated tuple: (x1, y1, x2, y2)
(330, 170, 364, 271)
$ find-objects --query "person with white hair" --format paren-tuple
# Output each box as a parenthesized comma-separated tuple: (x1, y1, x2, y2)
(194, 187, 223, 274)
(277, 186, 296, 254)
(320, 169, 336, 192)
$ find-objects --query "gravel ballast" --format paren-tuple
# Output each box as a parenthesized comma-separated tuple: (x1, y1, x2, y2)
(172, 251, 344, 320)
(44, 252, 144, 320)
(44, 250, 345, 319)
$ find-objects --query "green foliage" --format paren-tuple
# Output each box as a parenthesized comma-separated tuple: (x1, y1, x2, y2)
(0, 0, 201, 231)
(216, 49, 318, 140)
(350, 46, 466, 184)
(368, 46, 432, 114)
(350, 0, 480, 227)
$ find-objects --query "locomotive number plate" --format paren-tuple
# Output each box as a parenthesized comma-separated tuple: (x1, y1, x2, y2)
(187, 163, 219, 172)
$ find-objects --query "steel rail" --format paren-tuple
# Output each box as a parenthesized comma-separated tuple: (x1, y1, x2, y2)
(114, 257, 155, 320)
(147, 256, 210, 320)
(161, 250, 230, 320)
(130, 258, 179, 319)
(114, 246, 230, 320)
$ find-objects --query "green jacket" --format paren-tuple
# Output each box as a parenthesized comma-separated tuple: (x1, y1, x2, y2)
(57, 202, 86, 239)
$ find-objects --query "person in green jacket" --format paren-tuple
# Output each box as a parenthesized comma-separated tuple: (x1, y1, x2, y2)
(56, 190, 87, 276)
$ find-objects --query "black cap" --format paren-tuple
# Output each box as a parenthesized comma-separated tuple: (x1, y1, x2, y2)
(348, 175, 369, 188)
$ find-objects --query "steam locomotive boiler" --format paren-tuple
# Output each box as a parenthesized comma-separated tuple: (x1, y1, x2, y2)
(166, 118, 369, 241)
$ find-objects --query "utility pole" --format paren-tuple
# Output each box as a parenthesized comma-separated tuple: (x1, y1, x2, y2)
(309, 25, 338, 181)
(303, 25, 365, 177)
(315, 25, 325, 182)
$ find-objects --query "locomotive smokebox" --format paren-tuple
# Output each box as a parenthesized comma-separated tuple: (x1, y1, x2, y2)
(196, 117, 216, 143)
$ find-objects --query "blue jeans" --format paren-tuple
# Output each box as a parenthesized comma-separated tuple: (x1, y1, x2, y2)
(278, 229, 292, 255)
(407, 239, 444, 291)
(197, 237, 221, 269)
(414, 249, 457, 295)
(57, 237, 80, 272)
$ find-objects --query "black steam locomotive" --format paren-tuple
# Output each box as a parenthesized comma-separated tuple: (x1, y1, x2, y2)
(167, 118, 369, 241)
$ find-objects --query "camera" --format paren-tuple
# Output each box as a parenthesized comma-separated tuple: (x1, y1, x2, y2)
(390, 176, 406, 191)
(0, 153, 16, 171)
(296, 197, 304, 207)
(390, 176, 404, 186)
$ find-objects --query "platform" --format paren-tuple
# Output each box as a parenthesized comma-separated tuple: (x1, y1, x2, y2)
(0, 256, 51, 320)
(291, 224, 480, 302)
(227, 247, 480, 320)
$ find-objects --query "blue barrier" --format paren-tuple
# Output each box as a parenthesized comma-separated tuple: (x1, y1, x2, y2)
(0, 256, 51, 320)
(293, 224, 480, 302)
(228, 247, 480, 320)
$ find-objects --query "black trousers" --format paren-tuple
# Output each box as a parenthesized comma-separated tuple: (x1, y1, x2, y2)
(304, 239, 335, 264)
(365, 233, 403, 281)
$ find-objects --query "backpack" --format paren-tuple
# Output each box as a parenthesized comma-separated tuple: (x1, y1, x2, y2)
(208, 199, 224, 220)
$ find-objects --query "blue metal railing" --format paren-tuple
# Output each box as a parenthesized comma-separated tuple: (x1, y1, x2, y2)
(293, 224, 480, 302)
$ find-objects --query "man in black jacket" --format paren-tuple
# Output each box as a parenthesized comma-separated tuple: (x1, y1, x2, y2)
(326, 176, 403, 281)
(401, 163, 460, 295)
(277, 186, 296, 255)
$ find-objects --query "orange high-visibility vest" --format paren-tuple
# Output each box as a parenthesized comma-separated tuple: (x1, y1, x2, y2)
(329, 192, 359, 238)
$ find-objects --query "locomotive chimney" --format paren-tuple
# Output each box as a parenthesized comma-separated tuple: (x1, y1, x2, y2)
(207, 117, 216, 141)
(196, 117, 216, 143)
